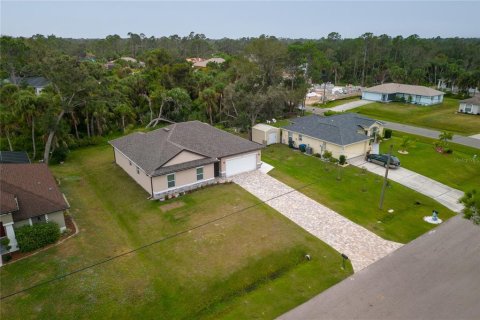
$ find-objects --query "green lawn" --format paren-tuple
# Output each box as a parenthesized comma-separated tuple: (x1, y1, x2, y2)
(0, 144, 351, 319)
(311, 96, 360, 109)
(353, 98, 480, 135)
(262, 145, 456, 244)
(381, 133, 480, 192)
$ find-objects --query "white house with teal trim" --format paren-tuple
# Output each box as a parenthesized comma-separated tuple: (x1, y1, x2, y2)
(362, 83, 444, 106)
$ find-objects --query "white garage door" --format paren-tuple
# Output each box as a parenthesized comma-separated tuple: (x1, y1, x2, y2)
(225, 153, 257, 177)
(267, 132, 277, 145)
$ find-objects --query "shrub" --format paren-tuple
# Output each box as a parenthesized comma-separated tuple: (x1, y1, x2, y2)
(51, 145, 69, 164)
(322, 150, 332, 159)
(384, 129, 392, 139)
(339, 155, 346, 165)
(313, 153, 321, 158)
(330, 157, 339, 163)
(15, 222, 61, 253)
(2, 254, 12, 263)
(0, 237, 11, 251)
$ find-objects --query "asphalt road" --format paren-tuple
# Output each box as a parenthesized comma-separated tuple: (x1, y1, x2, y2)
(278, 215, 480, 320)
(382, 121, 480, 149)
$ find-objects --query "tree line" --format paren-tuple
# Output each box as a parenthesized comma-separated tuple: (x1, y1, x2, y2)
(1, 33, 479, 163)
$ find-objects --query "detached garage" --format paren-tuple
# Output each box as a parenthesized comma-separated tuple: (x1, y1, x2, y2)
(252, 124, 281, 145)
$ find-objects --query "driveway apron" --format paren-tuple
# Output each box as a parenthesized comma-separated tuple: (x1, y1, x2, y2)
(349, 156, 464, 213)
(232, 170, 402, 272)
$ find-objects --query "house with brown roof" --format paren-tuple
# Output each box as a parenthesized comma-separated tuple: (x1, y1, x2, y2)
(362, 83, 444, 106)
(458, 96, 480, 115)
(0, 164, 69, 255)
(109, 121, 263, 200)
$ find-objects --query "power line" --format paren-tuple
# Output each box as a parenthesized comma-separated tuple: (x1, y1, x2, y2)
(1, 178, 319, 300)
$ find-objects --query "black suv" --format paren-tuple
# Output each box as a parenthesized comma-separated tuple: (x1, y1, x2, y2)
(366, 154, 401, 168)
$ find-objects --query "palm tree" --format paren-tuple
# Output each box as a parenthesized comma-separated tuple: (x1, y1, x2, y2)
(14, 90, 38, 159)
(399, 136, 416, 154)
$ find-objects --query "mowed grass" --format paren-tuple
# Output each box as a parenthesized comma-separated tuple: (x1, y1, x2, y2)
(0, 144, 352, 319)
(262, 145, 456, 244)
(353, 98, 480, 135)
(381, 133, 480, 192)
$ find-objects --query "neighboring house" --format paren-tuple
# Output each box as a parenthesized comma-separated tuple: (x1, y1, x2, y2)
(109, 121, 263, 199)
(0, 164, 69, 255)
(0, 151, 30, 164)
(281, 114, 384, 159)
(252, 124, 281, 145)
(362, 83, 444, 106)
(7, 76, 50, 95)
(192, 58, 226, 68)
(458, 96, 480, 115)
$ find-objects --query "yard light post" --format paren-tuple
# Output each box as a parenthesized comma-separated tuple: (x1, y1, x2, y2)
(379, 144, 394, 210)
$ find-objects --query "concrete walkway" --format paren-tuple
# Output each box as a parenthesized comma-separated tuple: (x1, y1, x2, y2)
(305, 100, 373, 115)
(278, 216, 480, 320)
(232, 170, 402, 272)
(382, 120, 480, 149)
(349, 156, 464, 213)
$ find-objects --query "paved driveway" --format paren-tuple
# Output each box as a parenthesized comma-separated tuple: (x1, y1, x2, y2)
(327, 99, 373, 112)
(349, 156, 464, 213)
(278, 216, 480, 320)
(232, 170, 402, 272)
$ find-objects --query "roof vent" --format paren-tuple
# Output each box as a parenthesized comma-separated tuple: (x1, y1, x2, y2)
(163, 128, 170, 132)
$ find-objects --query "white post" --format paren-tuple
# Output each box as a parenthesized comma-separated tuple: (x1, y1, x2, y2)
(4, 223, 18, 252)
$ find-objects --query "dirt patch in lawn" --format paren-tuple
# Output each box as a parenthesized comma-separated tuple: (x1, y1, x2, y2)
(160, 201, 186, 212)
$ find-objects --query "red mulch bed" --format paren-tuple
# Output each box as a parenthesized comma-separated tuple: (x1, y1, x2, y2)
(4, 215, 77, 263)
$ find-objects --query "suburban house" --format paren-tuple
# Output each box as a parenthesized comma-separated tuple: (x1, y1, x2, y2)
(362, 83, 444, 105)
(458, 96, 480, 115)
(6, 76, 50, 95)
(252, 124, 281, 145)
(281, 114, 384, 159)
(0, 151, 30, 164)
(0, 164, 69, 256)
(109, 121, 263, 199)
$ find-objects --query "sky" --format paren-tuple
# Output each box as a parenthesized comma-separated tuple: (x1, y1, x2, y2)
(1, 1, 480, 39)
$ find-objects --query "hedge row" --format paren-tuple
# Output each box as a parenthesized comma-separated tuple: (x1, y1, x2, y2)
(15, 222, 61, 253)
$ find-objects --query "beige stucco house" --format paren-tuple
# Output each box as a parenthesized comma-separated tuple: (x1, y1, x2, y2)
(0, 164, 69, 260)
(109, 121, 264, 200)
(281, 114, 384, 159)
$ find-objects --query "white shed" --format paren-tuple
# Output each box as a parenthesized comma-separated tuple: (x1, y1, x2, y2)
(252, 124, 281, 145)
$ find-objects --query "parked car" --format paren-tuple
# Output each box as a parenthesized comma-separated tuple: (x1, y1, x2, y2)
(366, 153, 401, 168)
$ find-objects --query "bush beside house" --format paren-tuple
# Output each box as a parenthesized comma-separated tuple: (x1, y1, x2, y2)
(15, 222, 61, 252)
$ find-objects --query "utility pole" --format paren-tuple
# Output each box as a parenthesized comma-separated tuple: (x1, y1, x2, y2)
(379, 144, 394, 210)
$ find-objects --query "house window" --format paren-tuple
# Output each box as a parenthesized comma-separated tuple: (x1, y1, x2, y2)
(136, 166, 140, 174)
(196, 167, 204, 181)
(299, 134, 303, 141)
(167, 174, 175, 188)
(32, 215, 46, 224)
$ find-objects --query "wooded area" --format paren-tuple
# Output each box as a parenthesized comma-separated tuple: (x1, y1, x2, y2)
(1, 32, 479, 163)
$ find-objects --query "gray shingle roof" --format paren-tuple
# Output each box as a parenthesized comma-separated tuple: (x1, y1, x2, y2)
(109, 121, 263, 176)
(363, 83, 443, 97)
(283, 114, 378, 146)
(8, 76, 50, 88)
(460, 96, 480, 105)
